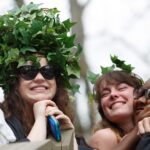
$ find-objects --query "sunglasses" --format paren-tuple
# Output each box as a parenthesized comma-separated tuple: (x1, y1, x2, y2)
(134, 88, 150, 100)
(17, 65, 55, 80)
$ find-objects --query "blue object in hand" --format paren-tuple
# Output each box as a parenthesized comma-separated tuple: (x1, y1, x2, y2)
(48, 116, 61, 142)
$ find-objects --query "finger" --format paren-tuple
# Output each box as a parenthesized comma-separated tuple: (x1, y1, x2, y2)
(142, 117, 150, 132)
(55, 114, 74, 129)
(138, 121, 145, 135)
(55, 114, 70, 120)
(46, 108, 63, 116)
(45, 100, 58, 108)
(45, 106, 55, 116)
(136, 109, 150, 121)
(45, 106, 57, 113)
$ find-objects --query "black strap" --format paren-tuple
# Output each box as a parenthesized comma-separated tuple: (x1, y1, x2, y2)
(6, 116, 28, 142)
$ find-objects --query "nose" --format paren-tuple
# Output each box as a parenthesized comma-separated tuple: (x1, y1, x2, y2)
(110, 89, 119, 99)
(34, 72, 45, 81)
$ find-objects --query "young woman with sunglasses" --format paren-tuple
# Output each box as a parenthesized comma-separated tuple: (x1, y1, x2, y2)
(0, 3, 74, 150)
(0, 3, 95, 150)
(134, 79, 150, 150)
(89, 70, 150, 150)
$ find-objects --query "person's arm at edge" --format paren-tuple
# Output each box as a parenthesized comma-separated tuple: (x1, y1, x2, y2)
(27, 116, 47, 141)
(89, 127, 140, 150)
(113, 126, 140, 150)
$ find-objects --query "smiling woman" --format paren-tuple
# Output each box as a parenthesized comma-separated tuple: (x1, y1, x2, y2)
(17, 56, 57, 104)
(89, 70, 150, 150)
(0, 2, 81, 149)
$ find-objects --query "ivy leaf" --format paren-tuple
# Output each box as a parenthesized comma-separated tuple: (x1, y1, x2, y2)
(87, 71, 99, 84)
(71, 83, 80, 95)
(30, 20, 43, 34)
(111, 55, 125, 68)
(20, 47, 37, 54)
(19, 28, 30, 45)
(101, 65, 115, 74)
(111, 55, 134, 73)
(17, 57, 26, 68)
(62, 34, 76, 48)
(5, 48, 19, 65)
(66, 62, 80, 78)
(63, 19, 76, 31)
(0, 56, 3, 65)
(121, 64, 134, 73)
(75, 44, 82, 58)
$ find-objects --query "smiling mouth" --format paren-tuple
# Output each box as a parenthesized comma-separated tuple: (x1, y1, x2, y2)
(110, 102, 125, 109)
(31, 86, 48, 91)
(135, 107, 144, 114)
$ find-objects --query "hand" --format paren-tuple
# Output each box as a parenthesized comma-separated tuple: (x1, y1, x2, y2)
(33, 100, 54, 120)
(45, 104, 74, 130)
(137, 117, 150, 135)
(135, 106, 150, 123)
(28, 100, 55, 141)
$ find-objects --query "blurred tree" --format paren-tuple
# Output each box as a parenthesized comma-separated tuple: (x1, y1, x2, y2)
(15, 0, 24, 7)
(69, 0, 96, 138)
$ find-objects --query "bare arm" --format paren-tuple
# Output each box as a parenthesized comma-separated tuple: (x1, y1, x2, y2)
(27, 100, 52, 141)
(89, 128, 118, 150)
(27, 116, 47, 141)
(89, 127, 140, 150)
(113, 127, 140, 150)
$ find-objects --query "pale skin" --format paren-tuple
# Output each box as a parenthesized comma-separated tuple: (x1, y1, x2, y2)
(17, 56, 78, 149)
(89, 83, 150, 150)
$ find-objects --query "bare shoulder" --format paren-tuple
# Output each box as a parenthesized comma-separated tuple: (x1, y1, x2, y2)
(89, 128, 118, 150)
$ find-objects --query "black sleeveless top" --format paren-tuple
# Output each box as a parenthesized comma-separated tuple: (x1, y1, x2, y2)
(6, 116, 93, 150)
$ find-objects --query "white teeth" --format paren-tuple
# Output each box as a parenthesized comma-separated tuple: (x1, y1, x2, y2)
(111, 102, 124, 109)
(34, 87, 45, 90)
(32, 86, 47, 91)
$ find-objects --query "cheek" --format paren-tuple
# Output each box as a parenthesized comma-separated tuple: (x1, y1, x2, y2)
(126, 97, 134, 114)
(128, 93, 134, 106)
(18, 80, 29, 97)
(47, 80, 57, 97)
(101, 99, 108, 112)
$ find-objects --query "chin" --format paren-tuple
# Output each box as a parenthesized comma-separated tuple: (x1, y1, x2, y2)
(35, 95, 54, 101)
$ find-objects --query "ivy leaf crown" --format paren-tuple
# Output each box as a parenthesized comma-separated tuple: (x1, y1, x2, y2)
(87, 55, 135, 84)
(0, 2, 82, 94)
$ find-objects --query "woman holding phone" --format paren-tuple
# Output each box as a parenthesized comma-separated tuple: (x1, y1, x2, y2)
(0, 2, 83, 149)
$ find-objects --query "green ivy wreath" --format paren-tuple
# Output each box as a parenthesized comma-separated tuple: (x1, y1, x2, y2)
(0, 2, 81, 94)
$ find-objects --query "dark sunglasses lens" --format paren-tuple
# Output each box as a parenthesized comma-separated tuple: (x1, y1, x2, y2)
(145, 89, 150, 100)
(19, 66, 38, 80)
(134, 88, 145, 99)
(40, 65, 54, 80)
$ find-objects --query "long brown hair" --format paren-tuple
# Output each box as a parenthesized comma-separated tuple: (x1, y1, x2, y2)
(93, 70, 142, 140)
(2, 75, 74, 135)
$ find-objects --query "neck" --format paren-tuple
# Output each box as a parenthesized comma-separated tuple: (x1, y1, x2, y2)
(117, 118, 134, 134)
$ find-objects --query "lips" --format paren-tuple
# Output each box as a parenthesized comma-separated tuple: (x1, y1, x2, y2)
(30, 85, 48, 91)
(110, 101, 126, 109)
(135, 106, 144, 114)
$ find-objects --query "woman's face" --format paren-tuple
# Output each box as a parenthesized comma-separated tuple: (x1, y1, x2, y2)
(100, 83, 135, 123)
(18, 56, 57, 105)
(134, 83, 150, 116)
(134, 96, 147, 116)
